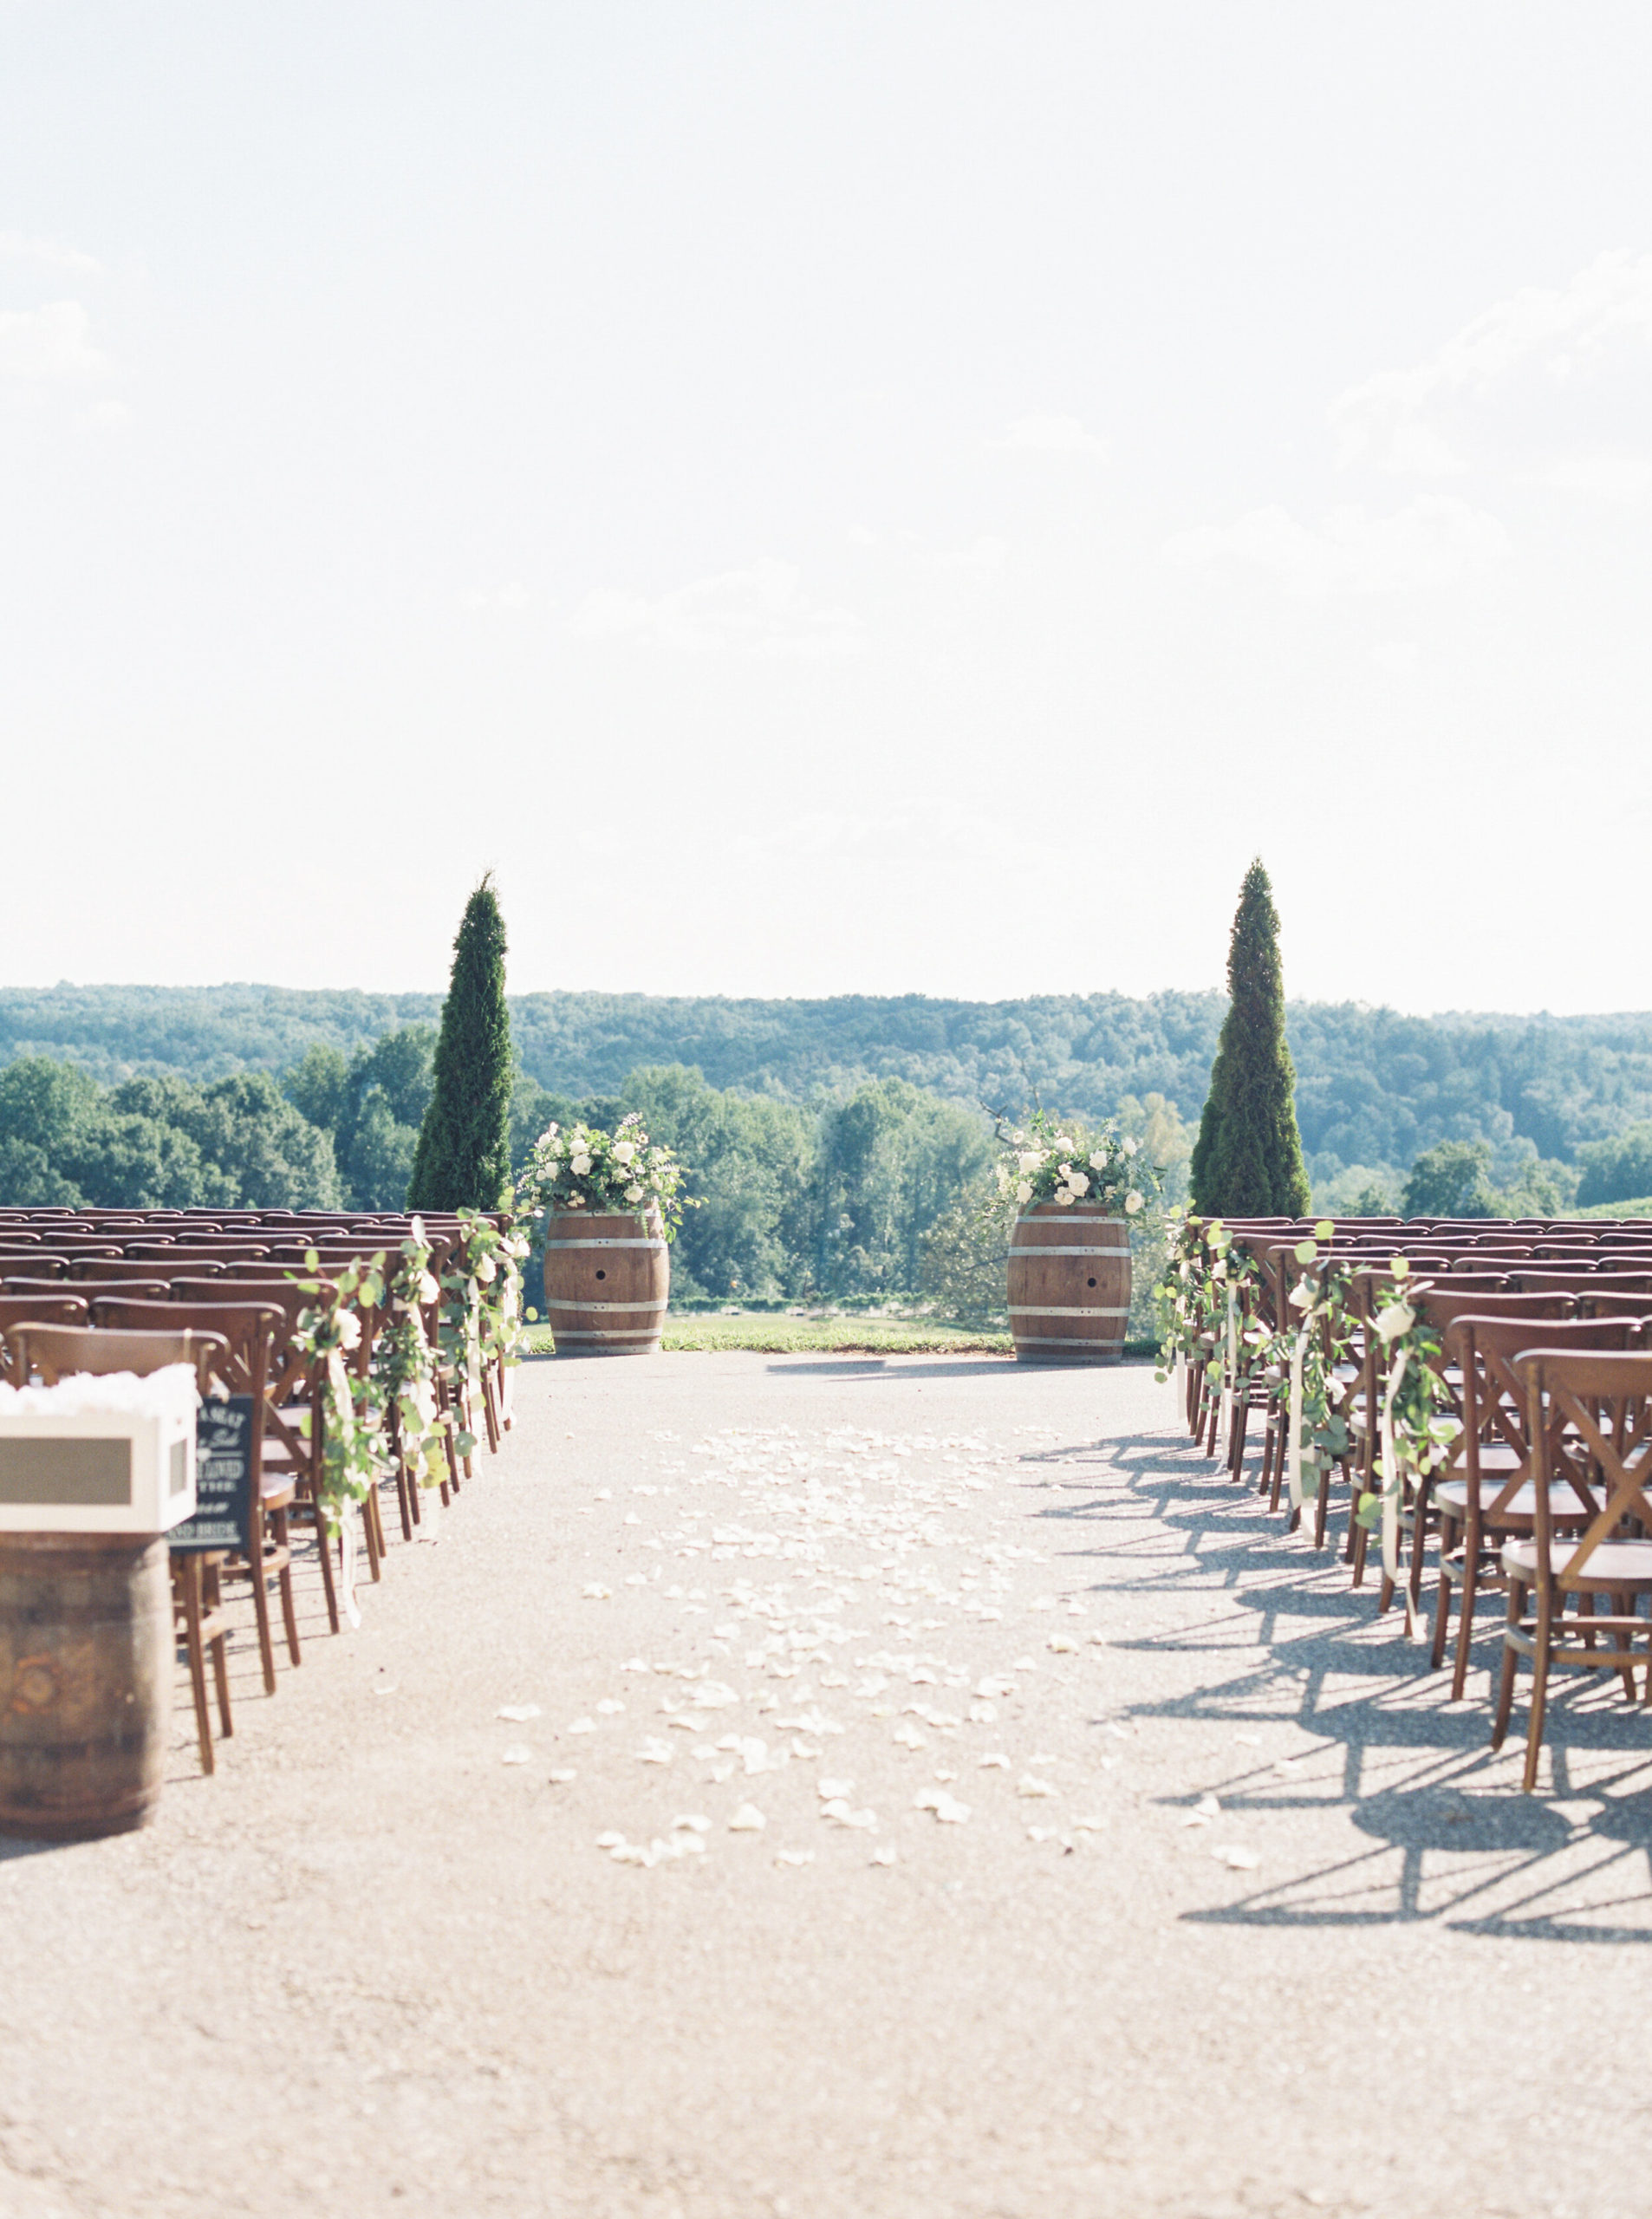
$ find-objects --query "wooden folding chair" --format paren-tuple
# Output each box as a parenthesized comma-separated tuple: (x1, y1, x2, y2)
(92, 1298, 299, 1695)
(1495, 1347, 1652, 1790)
(1432, 1312, 1636, 1697)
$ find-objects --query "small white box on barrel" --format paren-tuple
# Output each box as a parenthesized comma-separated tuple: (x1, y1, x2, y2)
(0, 1368, 198, 1534)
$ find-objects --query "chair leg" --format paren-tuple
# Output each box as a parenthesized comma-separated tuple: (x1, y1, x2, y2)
(204, 1560, 233, 1739)
(1491, 1581, 1524, 1752)
(482, 1369, 503, 1454)
(174, 1556, 215, 1777)
(1430, 1513, 1457, 1671)
(244, 1511, 277, 1696)
(1450, 1513, 1482, 1701)
(271, 1506, 301, 1666)
(307, 1498, 341, 1635)
(1523, 1591, 1553, 1794)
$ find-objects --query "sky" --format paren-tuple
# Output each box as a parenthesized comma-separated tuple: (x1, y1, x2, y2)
(2, 3, 1649, 1013)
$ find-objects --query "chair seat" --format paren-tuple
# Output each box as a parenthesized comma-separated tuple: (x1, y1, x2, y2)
(1438, 1478, 1600, 1528)
(1501, 1536, 1652, 1589)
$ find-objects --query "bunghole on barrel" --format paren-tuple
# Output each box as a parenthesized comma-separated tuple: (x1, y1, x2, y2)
(1006, 1203, 1131, 1363)
(542, 1210, 669, 1357)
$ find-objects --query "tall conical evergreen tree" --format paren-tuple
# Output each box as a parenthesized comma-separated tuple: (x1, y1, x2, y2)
(1189, 858, 1311, 1217)
(406, 875, 514, 1211)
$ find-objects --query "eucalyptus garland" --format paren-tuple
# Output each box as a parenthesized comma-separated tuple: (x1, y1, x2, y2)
(374, 1220, 452, 1492)
(291, 1253, 390, 1535)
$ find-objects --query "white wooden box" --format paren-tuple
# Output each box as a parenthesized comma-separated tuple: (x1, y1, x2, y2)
(0, 1372, 198, 1534)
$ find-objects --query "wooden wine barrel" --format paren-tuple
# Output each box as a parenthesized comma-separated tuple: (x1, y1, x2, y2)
(0, 1532, 171, 1841)
(543, 1211, 669, 1357)
(1007, 1205, 1132, 1363)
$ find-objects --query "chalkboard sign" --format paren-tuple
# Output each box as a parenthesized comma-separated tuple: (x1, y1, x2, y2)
(170, 1396, 256, 1553)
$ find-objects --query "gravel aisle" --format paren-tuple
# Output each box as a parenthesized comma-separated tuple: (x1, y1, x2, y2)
(3, 1352, 1650, 2219)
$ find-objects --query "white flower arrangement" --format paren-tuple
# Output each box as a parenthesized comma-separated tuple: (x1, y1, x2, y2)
(517, 1111, 689, 1239)
(993, 1108, 1165, 1218)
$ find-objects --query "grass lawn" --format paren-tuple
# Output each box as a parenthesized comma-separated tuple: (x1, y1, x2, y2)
(522, 1314, 1159, 1357)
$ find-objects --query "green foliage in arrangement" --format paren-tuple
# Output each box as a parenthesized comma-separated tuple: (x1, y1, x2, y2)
(517, 1110, 691, 1237)
(1190, 861, 1311, 1218)
(407, 877, 514, 1214)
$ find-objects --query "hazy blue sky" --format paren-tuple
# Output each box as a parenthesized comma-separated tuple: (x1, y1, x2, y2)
(3, 3, 1649, 1011)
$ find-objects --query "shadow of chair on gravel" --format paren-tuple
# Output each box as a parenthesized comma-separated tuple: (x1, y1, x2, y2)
(1005, 1422, 1652, 1939)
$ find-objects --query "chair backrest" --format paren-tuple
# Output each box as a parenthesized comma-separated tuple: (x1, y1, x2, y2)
(3, 1323, 228, 1394)
(1413, 1286, 1575, 1336)
(1447, 1313, 1639, 1515)
(68, 1254, 224, 1284)
(1517, 1348, 1652, 1588)
(89, 1298, 278, 1401)
(0, 1293, 90, 1331)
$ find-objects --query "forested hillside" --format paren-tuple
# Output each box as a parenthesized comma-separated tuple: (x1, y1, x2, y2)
(6, 983, 1652, 1189)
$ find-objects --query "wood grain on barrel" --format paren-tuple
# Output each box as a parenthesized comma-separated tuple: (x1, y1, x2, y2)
(542, 1211, 670, 1357)
(1006, 1205, 1132, 1364)
(0, 1532, 170, 1841)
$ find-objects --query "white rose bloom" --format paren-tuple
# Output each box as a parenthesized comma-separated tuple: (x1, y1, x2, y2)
(1374, 1300, 1414, 1344)
(625, 1182, 644, 1203)
(1015, 1180, 1034, 1204)
(1066, 1172, 1089, 1195)
(567, 1194, 584, 1207)
(1055, 1188, 1076, 1207)
(474, 1255, 496, 1283)
(570, 1154, 592, 1175)
(1017, 1150, 1043, 1174)
(1122, 1136, 1139, 1156)
(613, 1141, 636, 1165)
(1124, 1190, 1143, 1215)
(1089, 1150, 1108, 1169)
(335, 1311, 362, 1350)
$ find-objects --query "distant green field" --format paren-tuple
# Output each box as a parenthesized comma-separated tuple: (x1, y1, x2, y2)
(1571, 1197, 1652, 1220)
(522, 1314, 1159, 1357)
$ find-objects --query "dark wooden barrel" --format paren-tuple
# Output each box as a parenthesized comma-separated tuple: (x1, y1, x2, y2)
(0, 1532, 171, 1841)
(543, 1211, 669, 1357)
(1007, 1205, 1132, 1363)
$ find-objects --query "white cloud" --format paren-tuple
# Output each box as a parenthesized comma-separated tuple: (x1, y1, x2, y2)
(995, 413, 1110, 461)
(0, 300, 107, 381)
(1330, 251, 1652, 493)
(0, 231, 102, 276)
(1163, 494, 1506, 597)
(567, 557, 862, 658)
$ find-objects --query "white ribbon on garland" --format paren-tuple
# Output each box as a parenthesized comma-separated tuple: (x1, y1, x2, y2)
(1378, 1347, 1418, 1638)
(1286, 1326, 1308, 1513)
(1219, 1289, 1237, 1444)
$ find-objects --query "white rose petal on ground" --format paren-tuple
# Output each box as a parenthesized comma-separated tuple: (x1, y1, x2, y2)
(595, 1698, 626, 1715)
(621, 1657, 651, 1673)
(1018, 1776, 1057, 1799)
(568, 1719, 596, 1734)
(501, 1746, 533, 1766)
(497, 1704, 541, 1722)
(1047, 1637, 1076, 1654)
(728, 1804, 767, 1832)
(914, 1791, 971, 1824)
(870, 1845, 898, 1867)
(979, 1753, 1011, 1769)
(1213, 1845, 1260, 1871)
(636, 1738, 675, 1765)
(548, 1768, 577, 1784)
(817, 1778, 855, 1799)
(671, 1814, 712, 1833)
(595, 1832, 625, 1851)
(582, 1585, 612, 1600)
(774, 1849, 815, 1868)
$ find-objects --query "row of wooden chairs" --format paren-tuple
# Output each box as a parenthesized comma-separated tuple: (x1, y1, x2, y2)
(0, 1207, 518, 1775)
(1184, 1216, 1652, 1791)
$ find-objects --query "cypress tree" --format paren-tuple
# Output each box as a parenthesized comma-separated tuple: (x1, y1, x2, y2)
(1189, 858, 1311, 1217)
(406, 875, 514, 1211)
